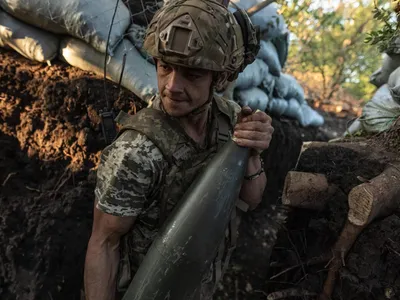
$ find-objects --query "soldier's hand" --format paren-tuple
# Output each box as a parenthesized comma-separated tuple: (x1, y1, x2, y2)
(233, 106, 274, 156)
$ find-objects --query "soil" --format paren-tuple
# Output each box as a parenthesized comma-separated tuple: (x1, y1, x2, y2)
(1, 47, 398, 300)
(0, 49, 143, 300)
(374, 118, 400, 155)
(296, 146, 386, 194)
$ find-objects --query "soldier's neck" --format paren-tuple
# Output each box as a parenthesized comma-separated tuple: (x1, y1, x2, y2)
(179, 107, 210, 146)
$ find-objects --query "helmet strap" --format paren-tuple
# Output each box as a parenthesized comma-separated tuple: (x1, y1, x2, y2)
(185, 84, 214, 117)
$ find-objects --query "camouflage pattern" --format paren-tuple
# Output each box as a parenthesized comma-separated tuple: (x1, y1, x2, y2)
(95, 95, 241, 297)
(143, 0, 260, 80)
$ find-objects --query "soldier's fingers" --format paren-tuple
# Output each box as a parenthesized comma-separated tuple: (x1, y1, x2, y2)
(234, 130, 267, 141)
(235, 121, 274, 133)
(241, 106, 253, 115)
(233, 138, 271, 150)
(237, 106, 253, 123)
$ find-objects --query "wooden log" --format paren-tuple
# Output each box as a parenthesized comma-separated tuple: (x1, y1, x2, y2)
(320, 163, 400, 299)
(282, 171, 337, 210)
(348, 163, 400, 227)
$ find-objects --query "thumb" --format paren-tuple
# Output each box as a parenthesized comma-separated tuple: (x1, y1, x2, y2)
(237, 106, 253, 123)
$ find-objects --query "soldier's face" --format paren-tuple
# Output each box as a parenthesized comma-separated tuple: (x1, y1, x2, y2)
(157, 60, 213, 117)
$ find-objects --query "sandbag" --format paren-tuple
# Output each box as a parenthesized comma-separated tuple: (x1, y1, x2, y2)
(60, 38, 158, 103)
(257, 40, 281, 76)
(284, 74, 306, 104)
(235, 87, 269, 112)
(283, 98, 302, 120)
(0, 0, 130, 54)
(273, 74, 290, 99)
(0, 11, 59, 62)
(360, 84, 400, 133)
(344, 118, 363, 136)
(271, 31, 289, 68)
(388, 66, 400, 104)
(123, 0, 162, 27)
(260, 71, 275, 97)
(387, 36, 400, 55)
(370, 54, 400, 87)
(229, 0, 286, 40)
(235, 58, 270, 90)
(369, 67, 384, 88)
(298, 104, 324, 127)
(267, 98, 288, 116)
(126, 23, 155, 64)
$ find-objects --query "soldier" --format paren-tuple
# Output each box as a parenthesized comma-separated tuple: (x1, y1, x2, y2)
(84, 0, 273, 299)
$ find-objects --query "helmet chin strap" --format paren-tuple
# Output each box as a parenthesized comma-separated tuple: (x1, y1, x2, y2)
(184, 84, 215, 117)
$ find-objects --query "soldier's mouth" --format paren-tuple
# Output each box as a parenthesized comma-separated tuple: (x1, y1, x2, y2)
(168, 97, 186, 103)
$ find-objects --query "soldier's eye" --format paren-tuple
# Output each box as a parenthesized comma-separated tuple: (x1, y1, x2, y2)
(186, 73, 202, 80)
(159, 64, 172, 72)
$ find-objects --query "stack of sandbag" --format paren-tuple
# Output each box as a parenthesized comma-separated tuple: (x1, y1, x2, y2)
(0, 0, 130, 54)
(60, 38, 157, 103)
(123, 0, 162, 27)
(228, 0, 324, 127)
(0, 10, 59, 62)
(0, 0, 160, 103)
(346, 36, 400, 136)
(229, 0, 289, 67)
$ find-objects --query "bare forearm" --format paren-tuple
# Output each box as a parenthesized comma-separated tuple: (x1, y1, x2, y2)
(84, 238, 120, 300)
(240, 155, 267, 210)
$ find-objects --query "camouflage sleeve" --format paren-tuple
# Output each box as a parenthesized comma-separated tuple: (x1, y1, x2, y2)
(95, 130, 166, 217)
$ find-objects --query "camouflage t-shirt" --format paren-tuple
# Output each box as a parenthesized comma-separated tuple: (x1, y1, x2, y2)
(95, 130, 167, 217)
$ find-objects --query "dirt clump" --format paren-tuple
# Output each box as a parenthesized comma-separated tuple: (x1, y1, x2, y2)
(296, 145, 386, 194)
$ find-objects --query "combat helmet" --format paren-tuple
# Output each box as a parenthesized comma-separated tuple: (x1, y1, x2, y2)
(143, 0, 260, 82)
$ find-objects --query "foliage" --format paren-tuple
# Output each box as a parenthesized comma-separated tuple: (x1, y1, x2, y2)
(277, 0, 383, 102)
(364, 1, 399, 53)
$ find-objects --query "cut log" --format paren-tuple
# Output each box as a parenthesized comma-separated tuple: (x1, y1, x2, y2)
(290, 137, 400, 299)
(282, 171, 337, 210)
(320, 163, 400, 299)
(348, 163, 400, 227)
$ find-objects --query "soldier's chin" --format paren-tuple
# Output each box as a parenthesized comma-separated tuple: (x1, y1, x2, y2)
(163, 99, 191, 117)
(165, 107, 191, 118)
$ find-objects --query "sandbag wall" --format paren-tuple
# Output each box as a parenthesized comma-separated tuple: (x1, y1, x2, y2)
(227, 0, 324, 127)
(0, 0, 159, 102)
(0, 0, 324, 127)
(346, 42, 400, 135)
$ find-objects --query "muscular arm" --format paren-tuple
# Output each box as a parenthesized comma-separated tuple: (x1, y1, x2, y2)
(84, 130, 165, 299)
(84, 200, 135, 300)
(239, 155, 267, 210)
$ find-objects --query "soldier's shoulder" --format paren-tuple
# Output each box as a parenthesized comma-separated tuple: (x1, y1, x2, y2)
(215, 94, 241, 111)
(214, 94, 241, 125)
(102, 130, 165, 164)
